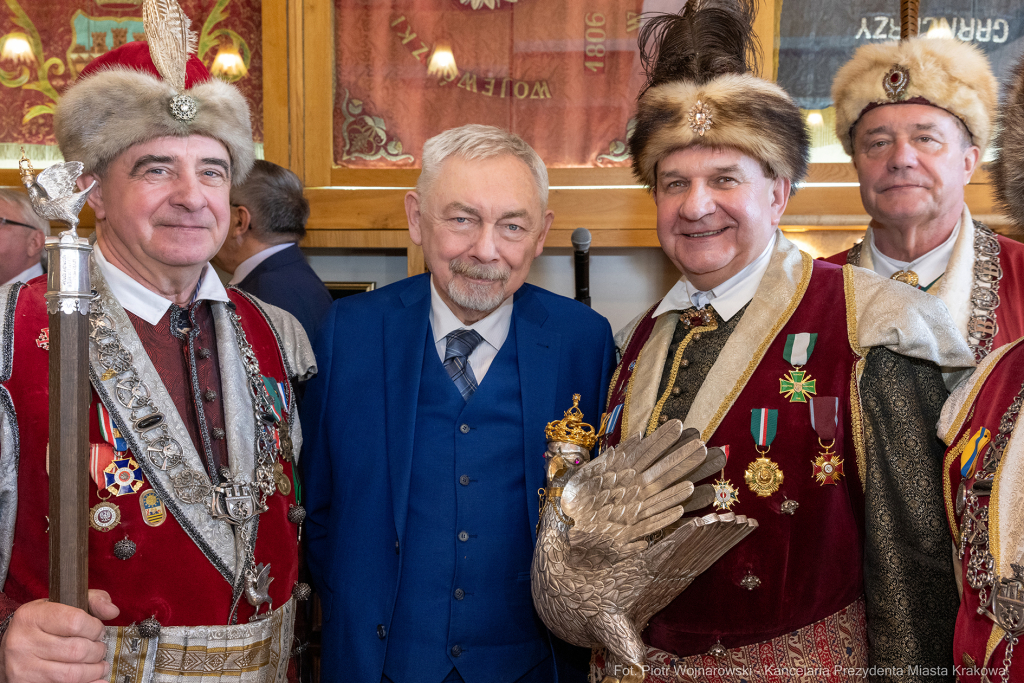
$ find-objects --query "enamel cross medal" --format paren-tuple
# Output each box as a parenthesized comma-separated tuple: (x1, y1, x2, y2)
(780, 333, 817, 403)
(810, 396, 844, 485)
(711, 445, 739, 511)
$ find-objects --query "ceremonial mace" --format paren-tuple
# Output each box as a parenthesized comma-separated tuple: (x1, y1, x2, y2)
(20, 152, 97, 610)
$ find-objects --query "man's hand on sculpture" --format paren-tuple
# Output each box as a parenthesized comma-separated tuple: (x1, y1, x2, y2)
(0, 590, 119, 683)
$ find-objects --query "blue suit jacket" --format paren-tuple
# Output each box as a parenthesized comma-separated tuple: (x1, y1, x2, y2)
(236, 244, 332, 340)
(300, 274, 616, 681)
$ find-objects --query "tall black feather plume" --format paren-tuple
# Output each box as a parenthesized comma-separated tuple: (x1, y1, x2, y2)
(637, 0, 761, 99)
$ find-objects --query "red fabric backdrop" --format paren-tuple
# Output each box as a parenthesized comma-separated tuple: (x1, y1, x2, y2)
(334, 0, 655, 168)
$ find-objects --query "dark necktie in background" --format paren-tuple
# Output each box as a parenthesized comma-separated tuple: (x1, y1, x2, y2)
(444, 329, 484, 400)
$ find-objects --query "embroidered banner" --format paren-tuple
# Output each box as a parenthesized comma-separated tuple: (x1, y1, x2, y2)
(0, 0, 262, 162)
(332, 0, 682, 168)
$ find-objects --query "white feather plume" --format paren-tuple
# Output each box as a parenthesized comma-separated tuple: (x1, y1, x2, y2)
(142, 0, 198, 93)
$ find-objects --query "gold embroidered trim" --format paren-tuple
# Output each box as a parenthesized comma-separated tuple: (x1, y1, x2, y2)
(645, 318, 719, 436)
(944, 341, 1020, 446)
(842, 264, 869, 357)
(153, 636, 273, 673)
(943, 420, 974, 547)
(606, 303, 658, 412)
(701, 251, 814, 442)
(849, 362, 867, 494)
(110, 627, 149, 682)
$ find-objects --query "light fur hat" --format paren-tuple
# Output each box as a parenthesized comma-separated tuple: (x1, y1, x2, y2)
(53, 6, 254, 185)
(628, 0, 809, 193)
(991, 54, 1024, 230)
(831, 37, 997, 156)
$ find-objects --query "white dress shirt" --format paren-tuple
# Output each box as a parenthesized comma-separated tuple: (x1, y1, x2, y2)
(2, 262, 43, 287)
(652, 233, 777, 322)
(94, 244, 232, 325)
(429, 277, 513, 383)
(864, 217, 961, 290)
(228, 243, 294, 285)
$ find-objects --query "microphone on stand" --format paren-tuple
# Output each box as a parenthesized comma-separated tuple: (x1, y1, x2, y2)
(571, 227, 592, 308)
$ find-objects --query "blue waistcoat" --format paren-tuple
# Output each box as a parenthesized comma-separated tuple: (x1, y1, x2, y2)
(383, 320, 549, 683)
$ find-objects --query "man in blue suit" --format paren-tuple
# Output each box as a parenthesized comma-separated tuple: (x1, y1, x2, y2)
(213, 159, 332, 339)
(300, 125, 617, 682)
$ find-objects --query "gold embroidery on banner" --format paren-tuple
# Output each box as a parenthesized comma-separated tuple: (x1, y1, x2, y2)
(645, 317, 719, 436)
(337, 89, 414, 164)
(944, 422, 974, 547)
(596, 118, 635, 166)
(701, 251, 813, 442)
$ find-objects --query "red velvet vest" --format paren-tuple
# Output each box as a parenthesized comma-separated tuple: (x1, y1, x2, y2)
(2, 278, 300, 626)
(606, 261, 866, 656)
(943, 340, 1024, 682)
(825, 233, 1024, 354)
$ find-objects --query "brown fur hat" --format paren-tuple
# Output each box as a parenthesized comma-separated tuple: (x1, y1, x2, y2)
(831, 37, 997, 156)
(628, 0, 809, 192)
(991, 54, 1024, 229)
(54, 44, 254, 184)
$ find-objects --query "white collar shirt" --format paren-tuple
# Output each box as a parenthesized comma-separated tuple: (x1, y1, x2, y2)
(228, 242, 294, 285)
(429, 277, 514, 384)
(865, 216, 961, 289)
(652, 233, 777, 322)
(3, 261, 43, 287)
(93, 243, 232, 326)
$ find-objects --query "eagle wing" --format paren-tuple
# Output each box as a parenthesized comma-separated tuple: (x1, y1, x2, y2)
(35, 161, 85, 200)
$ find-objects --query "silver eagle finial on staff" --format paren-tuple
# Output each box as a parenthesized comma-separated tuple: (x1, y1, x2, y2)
(19, 150, 96, 238)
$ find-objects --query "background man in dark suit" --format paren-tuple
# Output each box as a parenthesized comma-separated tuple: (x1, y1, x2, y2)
(300, 124, 616, 683)
(213, 159, 332, 338)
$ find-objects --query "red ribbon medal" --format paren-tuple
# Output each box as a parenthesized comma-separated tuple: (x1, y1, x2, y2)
(810, 396, 843, 485)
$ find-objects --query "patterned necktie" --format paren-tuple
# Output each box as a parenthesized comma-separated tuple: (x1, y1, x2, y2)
(444, 329, 485, 400)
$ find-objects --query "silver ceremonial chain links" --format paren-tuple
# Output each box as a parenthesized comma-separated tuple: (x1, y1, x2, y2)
(957, 380, 1024, 683)
(968, 225, 1002, 363)
(90, 299, 280, 525)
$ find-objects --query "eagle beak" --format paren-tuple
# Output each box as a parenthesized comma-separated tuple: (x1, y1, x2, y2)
(547, 455, 568, 481)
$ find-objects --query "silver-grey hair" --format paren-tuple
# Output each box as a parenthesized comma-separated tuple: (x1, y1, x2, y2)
(229, 160, 309, 243)
(0, 188, 49, 234)
(417, 124, 549, 209)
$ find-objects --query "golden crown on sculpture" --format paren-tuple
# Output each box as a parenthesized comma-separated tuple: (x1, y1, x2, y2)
(545, 394, 597, 449)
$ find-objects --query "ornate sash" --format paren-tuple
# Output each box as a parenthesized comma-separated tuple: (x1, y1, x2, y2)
(88, 261, 257, 585)
(103, 597, 294, 683)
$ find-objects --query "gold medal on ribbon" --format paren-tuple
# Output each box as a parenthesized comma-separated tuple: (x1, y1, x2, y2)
(745, 456, 783, 497)
(747, 409, 783, 496)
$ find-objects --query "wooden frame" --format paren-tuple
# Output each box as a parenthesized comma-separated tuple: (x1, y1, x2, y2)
(324, 281, 376, 299)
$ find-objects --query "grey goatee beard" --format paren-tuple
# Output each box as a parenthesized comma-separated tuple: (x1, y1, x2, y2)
(446, 259, 511, 313)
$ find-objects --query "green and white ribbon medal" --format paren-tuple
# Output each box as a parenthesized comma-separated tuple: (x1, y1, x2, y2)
(780, 333, 818, 403)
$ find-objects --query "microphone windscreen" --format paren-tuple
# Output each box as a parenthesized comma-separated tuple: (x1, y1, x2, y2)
(571, 227, 592, 252)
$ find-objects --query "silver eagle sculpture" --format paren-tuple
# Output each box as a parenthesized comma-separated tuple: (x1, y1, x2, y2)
(532, 397, 757, 683)
(19, 151, 96, 236)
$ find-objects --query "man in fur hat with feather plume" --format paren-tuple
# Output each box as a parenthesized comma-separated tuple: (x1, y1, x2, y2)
(936, 53, 1024, 683)
(594, 1, 975, 680)
(0, 1, 314, 681)
(825, 36, 1024, 365)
